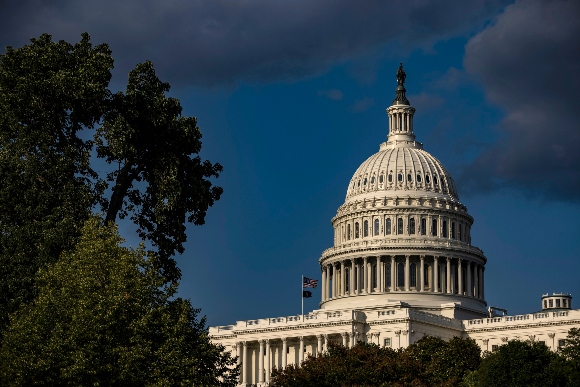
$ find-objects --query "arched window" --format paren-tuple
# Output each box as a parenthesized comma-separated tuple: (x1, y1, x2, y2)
(345, 267, 350, 292)
(407, 173, 412, 182)
(458, 223, 462, 241)
(342, 225, 345, 242)
(410, 263, 417, 288)
(421, 218, 426, 235)
(371, 176, 375, 184)
(380, 174, 385, 183)
(358, 180, 361, 187)
(398, 173, 403, 182)
(363, 177, 367, 186)
(451, 222, 456, 239)
(409, 218, 416, 234)
(432, 219, 438, 236)
(426, 174, 431, 184)
(355, 222, 360, 238)
(347, 224, 351, 240)
(442, 220, 448, 238)
(386, 264, 391, 287)
(372, 264, 377, 288)
(434, 175, 439, 186)
(374, 218, 380, 236)
(397, 218, 403, 234)
(397, 262, 405, 288)
(388, 173, 393, 183)
(417, 174, 422, 183)
(385, 218, 392, 235)
(363, 220, 369, 237)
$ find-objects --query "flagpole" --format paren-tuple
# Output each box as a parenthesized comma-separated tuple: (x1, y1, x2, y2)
(301, 275, 304, 319)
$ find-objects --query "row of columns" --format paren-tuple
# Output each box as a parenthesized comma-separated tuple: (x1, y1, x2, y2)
(388, 109, 413, 134)
(236, 333, 360, 385)
(321, 255, 484, 302)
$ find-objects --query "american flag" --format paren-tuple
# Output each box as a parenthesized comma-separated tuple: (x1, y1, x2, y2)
(303, 277, 318, 288)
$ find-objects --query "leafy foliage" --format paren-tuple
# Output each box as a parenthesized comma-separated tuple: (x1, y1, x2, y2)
(559, 328, 580, 387)
(0, 33, 222, 330)
(0, 217, 238, 386)
(473, 339, 566, 387)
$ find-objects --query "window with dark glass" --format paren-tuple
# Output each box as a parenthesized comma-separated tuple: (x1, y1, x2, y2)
(380, 174, 384, 183)
(549, 299, 553, 307)
(424, 265, 429, 286)
(398, 173, 403, 182)
(355, 222, 360, 238)
(432, 219, 438, 236)
(363, 178, 367, 185)
(417, 174, 422, 182)
(458, 224, 462, 241)
(347, 224, 351, 240)
(372, 264, 377, 288)
(421, 218, 427, 235)
(407, 173, 412, 182)
(544, 300, 548, 309)
(397, 218, 403, 234)
(556, 299, 561, 308)
(374, 219, 380, 236)
(371, 176, 375, 184)
(345, 268, 350, 292)
(358, 180, 361, 187)
(410, 263, 417, 287)
(434, 176, 439, 186)
(398, 262, 404, 287)
(388, 173, 392, 183)
(442, 220, 448, 238)
(385, 218, 392, 235)
(409, 218, 416, 234)
(386, 265, 391, 287)
(426, 174, 431, 184)
(451, 222, 456, 239)
(363, 220, 369, 237)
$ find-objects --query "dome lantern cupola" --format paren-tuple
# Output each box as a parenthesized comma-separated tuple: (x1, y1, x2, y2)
(386, 63, 420, 148)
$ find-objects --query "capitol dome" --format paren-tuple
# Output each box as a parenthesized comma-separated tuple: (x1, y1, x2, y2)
(318, 64, 488, 319)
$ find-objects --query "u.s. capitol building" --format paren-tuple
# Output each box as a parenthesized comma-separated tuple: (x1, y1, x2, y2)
(209, 65, 580, 387)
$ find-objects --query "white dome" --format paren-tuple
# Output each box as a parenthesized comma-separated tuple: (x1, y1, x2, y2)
(346, 142, 459, 202)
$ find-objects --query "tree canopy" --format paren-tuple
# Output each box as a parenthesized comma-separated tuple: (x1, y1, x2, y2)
(0, 216, 238, 386)
(0, 33, 222, 330)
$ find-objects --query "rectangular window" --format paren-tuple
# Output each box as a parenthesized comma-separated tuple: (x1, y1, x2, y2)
(421, 218, 426, 235)
(432, 219, 437, 236)
(539, 341, 546, 346)
(559, 339, 566, 347)
(564, 299, 568, 308)
(544, 300, 547, 309)
(384, 338, 391, 347)
(556, 299, 561, 308)
(549, 300, 553, 308)
(492, 345, 499, 352)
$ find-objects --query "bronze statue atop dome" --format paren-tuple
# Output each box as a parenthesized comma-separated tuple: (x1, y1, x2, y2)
(396, 63, 406, 86)
(393, 63, 409, 105)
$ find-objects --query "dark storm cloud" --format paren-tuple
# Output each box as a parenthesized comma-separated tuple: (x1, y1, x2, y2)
(0, 0, 508, 87)
(459, 0, 580, 201)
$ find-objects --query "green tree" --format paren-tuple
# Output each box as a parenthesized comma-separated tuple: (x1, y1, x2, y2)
(0, 33, 222, 329)
(559, 328, 580, 386)
(0, 216, 238, 386)
(271, 342, 426, 387)
(406, 336, 480, 386)
(473, 339, 566, 387)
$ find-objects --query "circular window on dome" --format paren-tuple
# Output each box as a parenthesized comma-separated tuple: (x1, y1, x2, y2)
(371, 176, 375, 184)
(417, 174, 422, 183)
(426, 174, 431, 184)
(363, 178, 368, 185)
(398, 173, 403, 182)
(407, 173, 412, 182)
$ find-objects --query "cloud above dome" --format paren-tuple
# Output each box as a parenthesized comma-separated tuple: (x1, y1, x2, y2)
(0, 0, 507, 87)
(459, 0, 580, 202)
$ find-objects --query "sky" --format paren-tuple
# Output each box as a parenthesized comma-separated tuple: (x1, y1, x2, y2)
(1, 0, 579, 327)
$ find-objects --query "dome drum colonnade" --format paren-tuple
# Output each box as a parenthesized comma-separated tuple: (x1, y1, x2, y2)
(319, 63, 487, 314)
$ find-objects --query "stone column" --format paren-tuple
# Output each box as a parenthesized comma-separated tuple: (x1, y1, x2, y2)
(332, 263, 337, 299)
(317, 335, 323, 356)
(377, 256, 382, 292)
(478, 265, 483, 300)
(405, 255, 410, 291)
(474, 265, 479, 298)
(265, 339, 271, 383)
(299, 336, 304, 365)
(367, 257, 372, 292)
(481, 267, 485, 299)
(363, 257, 368, 293)
(446, 257, 451, 294)
(340, 260, 345, 296)
(321, 266, 327, 301)
(433, 256, 439, 292)
(466, 261, 472, 296)
(282, 338, 288, 369)
(349, 332, 355, 348)
(236, 342, 242, 384)
(342, 332, 348, 347)
(350, 259, 355, 295)
(391, 255, 396, 291)
(458, 258, 463, 295)
(326, 265, 331, 300)
(323, 334, 329, 353)
(258, 340, 264, 384)
(242, 341, 248, 385)
(420, 255, 425, 292)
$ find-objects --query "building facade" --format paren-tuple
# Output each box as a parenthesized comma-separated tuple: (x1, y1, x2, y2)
(209, 65, 580, 387)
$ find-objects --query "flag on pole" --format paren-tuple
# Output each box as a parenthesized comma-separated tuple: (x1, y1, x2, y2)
(303, 277, 318, 288)
(302, 290, 313, 298)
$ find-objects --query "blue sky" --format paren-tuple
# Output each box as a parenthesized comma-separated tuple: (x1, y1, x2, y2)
(1, 0, 579, 326)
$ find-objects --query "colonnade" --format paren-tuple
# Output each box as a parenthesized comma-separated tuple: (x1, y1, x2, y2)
(321, 255, 484, 302)
(236, 332, 363, 385)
